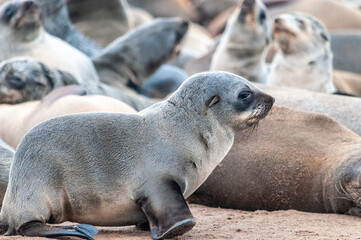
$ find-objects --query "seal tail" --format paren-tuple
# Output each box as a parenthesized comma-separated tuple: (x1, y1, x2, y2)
(17, 222, 98, 240)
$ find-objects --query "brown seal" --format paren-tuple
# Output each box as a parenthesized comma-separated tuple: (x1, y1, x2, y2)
(0, 85, 136, 149)
(190, 106, 361, 217)
(0, 72, 274, 239)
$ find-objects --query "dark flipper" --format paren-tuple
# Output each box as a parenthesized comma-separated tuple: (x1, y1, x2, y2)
(18, 221, 98, 240)
(136, 178, 196, 240)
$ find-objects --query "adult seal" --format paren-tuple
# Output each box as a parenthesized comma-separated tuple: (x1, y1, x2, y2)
(210, 0, 271, 83)
(0, 0, 100, 84)
(190, 106, 361, 216)
(0, 72, 274, 239)
(267, 13, 336, 93)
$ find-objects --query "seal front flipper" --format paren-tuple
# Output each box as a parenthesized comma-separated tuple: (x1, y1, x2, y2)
(136, 179, 196, 240)
(17, 221, 98, 240)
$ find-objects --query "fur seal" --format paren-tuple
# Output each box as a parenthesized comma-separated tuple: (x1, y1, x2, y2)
(190, 106, 361, 216)
(267, 13, 336, 93)
(92, 17, 189, 90)
(0, 57, 78, 104)
(66, 0, 132, 47)
(0, 0, 100, 84)
(210, 0, 271, 83)
(0, 72, 274, 239)
(34, 0, 102, 56)
(0, 85, 136, 149)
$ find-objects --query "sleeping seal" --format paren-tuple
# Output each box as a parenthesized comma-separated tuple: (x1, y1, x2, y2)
(190, 106, 361, 217)
(0, 72, 274, 239)
(267, 13, 336, 93)
(0, 0, 100, 84)
(210, 0, 271, 83)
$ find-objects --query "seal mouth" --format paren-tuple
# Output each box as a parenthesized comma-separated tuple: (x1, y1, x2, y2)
(273, 25, 296, 37)
(246, 101, 274, 125)
(14, 1, 41, 31)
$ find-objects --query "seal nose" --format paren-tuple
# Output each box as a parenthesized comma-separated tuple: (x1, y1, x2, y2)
(264, 95, 275, 104)
(22, 0, 35, 10)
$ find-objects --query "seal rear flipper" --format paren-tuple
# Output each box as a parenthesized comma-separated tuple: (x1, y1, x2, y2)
(136, 179, 195, 240)
(18, 221, 98, 240)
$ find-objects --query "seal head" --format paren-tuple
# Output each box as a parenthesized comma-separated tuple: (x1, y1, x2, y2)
(0, 57, 78, 104)
(0, 0, 41, 42)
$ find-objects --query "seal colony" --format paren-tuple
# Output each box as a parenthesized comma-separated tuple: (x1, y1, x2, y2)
(0, 72, 274, 239)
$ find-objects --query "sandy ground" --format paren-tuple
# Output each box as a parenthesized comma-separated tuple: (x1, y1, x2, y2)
(0, 204, 360, 240)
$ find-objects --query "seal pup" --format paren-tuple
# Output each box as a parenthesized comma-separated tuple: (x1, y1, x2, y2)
(34, 0, 102, 56)
(210, 0, 272, 83)
(0, 0, 100, 84)
(0, 57, 78, 104)
(0, 85, 136, 149)
(0, 72, 274, 239)
(267, 13, 336, 93)
(92, 17, 189, 91)
(0, 139, 13, 205)
(66, 0, 132, 47)
(190, 106, 361, 216)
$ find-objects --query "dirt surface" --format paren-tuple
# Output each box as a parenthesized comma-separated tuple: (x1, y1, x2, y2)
(1, 204, 360, 240)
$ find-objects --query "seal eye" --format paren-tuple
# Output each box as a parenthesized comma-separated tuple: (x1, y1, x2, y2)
(4, 5, 15, 21)
(238, 91, 252, 101)
(9, 77, 25, 89)
(259, 10, 266, 23)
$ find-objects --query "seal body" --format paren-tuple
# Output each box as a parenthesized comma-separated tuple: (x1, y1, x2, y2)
(0, 72, 274, 239)
(0, 85, 136, 149)
(0, 57, 78, 104)
(267, 13, 335, 93)
(92, 17, 189, 90)
(0, 0, 100, 84)
(190, 106, 361, 217)
(211, 0, 271, 83)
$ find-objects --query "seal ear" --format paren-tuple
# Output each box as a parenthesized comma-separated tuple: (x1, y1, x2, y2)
(207, 95, 220, 108)
(320, 32, 329, 42)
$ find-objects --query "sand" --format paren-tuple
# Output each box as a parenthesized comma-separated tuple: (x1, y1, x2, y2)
(0, 204, 360, 240)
